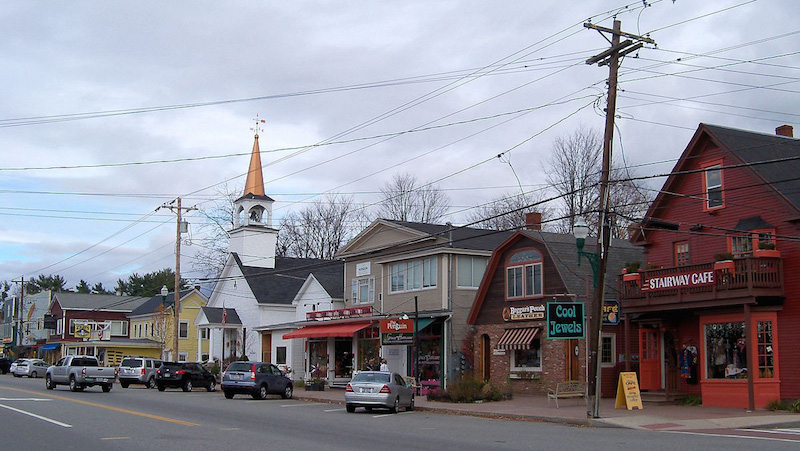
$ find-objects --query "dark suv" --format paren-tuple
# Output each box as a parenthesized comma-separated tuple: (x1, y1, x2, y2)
(155, 362, 216, 392)
(222, 361, 293, 400)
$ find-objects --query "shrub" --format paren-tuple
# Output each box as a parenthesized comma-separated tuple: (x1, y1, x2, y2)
(789, 399, 800, 414)
(714, 252, 734, 261)
(758, 241, 776, 250)
(766, 399, 787, 411)
(624, 261, 641, 272)
(682, 395, 702, 406)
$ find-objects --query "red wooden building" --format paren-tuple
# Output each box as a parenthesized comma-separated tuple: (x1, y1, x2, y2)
(620, 123, 798, 409)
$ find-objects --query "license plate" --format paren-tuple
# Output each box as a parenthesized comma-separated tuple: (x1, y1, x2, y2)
(97, 378, 107, 383)
(360, 388, 369, 393)
(232, 374, 241, 380)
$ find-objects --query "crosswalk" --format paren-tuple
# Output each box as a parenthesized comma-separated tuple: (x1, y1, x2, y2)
(667, 427, 800, 443)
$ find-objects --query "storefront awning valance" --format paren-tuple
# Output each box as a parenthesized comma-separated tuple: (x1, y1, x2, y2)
(41, 343, 61, 351)
(283, 321, 372, 339)
(496, 327, 540, 350)
(415, 318, 435, 331)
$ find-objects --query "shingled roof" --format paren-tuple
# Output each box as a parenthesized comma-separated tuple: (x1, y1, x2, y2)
(52, 292, 148, 312)
(129, 289, 196, 317)
(233, 254, 344, 304)
(384, 220, 515, 251)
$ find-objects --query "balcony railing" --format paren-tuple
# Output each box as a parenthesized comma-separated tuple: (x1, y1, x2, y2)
(618, 256, 783, 309)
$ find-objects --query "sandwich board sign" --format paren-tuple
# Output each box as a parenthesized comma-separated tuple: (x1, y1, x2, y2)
(615, 372, 644, 410)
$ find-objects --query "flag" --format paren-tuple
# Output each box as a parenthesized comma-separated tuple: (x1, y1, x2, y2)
(222, 307, 227, 326)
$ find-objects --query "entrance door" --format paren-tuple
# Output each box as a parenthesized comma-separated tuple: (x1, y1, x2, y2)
(639, 328, 661, 390)
(565, 339, 580, 381)
(480, 334, 491, 382)
(261, 332, 272, 363)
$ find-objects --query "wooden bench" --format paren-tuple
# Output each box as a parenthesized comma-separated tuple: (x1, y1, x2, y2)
(547, 381, 586, 408)
(405, 375, 421, 394)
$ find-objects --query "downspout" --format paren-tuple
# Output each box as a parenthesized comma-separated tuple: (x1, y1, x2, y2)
(446, 222, 454, 387)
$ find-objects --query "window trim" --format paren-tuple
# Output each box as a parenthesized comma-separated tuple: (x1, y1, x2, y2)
(179, 320, 189, 339)
(601, 333, 616, 368)
(389, 257, 438, 294)
(510, 340, 542, 372)
(674, 241, 689, 267)
(728, 228, 776, 257)
(456, 255, 488, 289)
(351, 277, 376, 304)
(701, 160, 724, 211)
(504, 248, 544, 300)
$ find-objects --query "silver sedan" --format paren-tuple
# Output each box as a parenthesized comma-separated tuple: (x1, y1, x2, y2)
(14, 359, 49, 378)
(345, 371, 414, 413)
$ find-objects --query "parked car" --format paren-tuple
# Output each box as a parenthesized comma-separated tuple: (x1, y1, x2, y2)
(221, 361, 293, 400)
(45, 355, 117, 392)
(155, 362, 216, 392)
(14, 359, 49, 378)
(1, 357, 13, 374)
(118, 357, 163, 389)
(9, 358, 29, 374)
(345, 371, 414, 413)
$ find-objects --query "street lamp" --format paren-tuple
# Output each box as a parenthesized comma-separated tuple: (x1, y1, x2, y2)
(160, 285, 169, 304)
(574, 217, 599, 287)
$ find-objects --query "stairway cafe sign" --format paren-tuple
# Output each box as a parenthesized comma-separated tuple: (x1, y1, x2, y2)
(642, 269, 714, 292)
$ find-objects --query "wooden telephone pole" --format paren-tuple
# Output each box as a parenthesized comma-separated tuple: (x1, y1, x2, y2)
(584, 19, 654, 419)
(158, 197, 196, 361)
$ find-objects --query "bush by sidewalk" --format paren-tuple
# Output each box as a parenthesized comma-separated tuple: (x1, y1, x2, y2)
(427, 373, 505, 403)
(767, 399, 800, 413)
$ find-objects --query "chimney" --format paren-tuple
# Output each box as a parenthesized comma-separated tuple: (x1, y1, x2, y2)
(525, 212, 542, 231)
(194, 285, 201, 292)
(776, 125, 793, 137)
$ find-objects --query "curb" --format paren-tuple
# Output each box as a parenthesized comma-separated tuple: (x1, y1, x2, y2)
(293, 395, 615, 428)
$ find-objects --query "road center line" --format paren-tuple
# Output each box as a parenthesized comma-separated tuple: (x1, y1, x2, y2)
(0, 398, 53, 401)
(324, 408, 345, 412)
(0, 402, 72, 428)
(373, 411, 413, 418)
(0, 386, 199, 427)
(101, 437, 130, 441)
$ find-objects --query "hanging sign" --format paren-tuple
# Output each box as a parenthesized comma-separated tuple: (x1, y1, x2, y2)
(603, 300, 621, 325)
(502, 304, 545, 322)
(546, 302, 585, 339)
(642, 270, 714, 292)
(380, 318, 414, 345)
(74, 323, 91, 339)
(615, 372, 644, 410)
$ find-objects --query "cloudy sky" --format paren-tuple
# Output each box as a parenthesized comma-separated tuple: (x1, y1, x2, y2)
(1, 0, 797, 292)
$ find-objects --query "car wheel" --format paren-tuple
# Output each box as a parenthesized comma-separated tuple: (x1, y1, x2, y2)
(120, 381, 130, 388)
(30, 371, 37, 378)
(45, 375, 54, 390)
(182, 379, 192, 392)
(252, 384, 268, 400)
(69, 377, 79, 392)
(206, 381, 216, 392)
(346, 404, 355, 413)
(281, 384, 293, 399)
(13, 373, 20, 378)
(407, 395, 415, 411)
(102, 384, 112, 393)
(224, 390, 234, 399)
(157, 383, 166, 392)
(147, 377, 157, 389)
(390, 397, 399, 414)
(365, 407, 373, 412)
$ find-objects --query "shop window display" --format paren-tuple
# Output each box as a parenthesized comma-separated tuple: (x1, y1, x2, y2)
(308, 339, 328, 380)
(511, 339, 541, 371)
(334, 338, 353, 378)
(705, 322, 747, 379)
(409, 321, 442, 390)
(357, 327, 380, 371)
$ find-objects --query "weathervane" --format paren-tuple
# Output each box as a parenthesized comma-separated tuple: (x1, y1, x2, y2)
(251, 114, 266, 137)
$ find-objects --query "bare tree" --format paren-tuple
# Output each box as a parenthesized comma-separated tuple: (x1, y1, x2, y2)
(545, 126, 602, 234)
(191, 183, 239, 278)
(545, 127, 653, 238)
(278, 194, 369, 259)
(466, 191, 551, 231)
(377, 173, 450, 223)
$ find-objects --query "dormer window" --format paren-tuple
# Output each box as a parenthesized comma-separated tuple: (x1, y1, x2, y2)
(506, 249, 543, 299)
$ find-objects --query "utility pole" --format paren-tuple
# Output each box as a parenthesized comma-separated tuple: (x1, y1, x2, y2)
(584, 19, 654, 419)
(11, 277, 24, 353)
(158, 197, 196, 361)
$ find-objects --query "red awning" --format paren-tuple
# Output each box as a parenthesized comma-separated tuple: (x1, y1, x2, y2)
(496, 327, 540, 350)
(282, 322, 372, 339)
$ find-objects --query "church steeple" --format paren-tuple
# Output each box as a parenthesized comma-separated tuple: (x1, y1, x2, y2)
(243, 133, 265, 196)
(229, 118, 277, 269)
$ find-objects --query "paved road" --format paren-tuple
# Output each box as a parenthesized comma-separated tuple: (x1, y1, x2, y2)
(0, 374, 797, 450)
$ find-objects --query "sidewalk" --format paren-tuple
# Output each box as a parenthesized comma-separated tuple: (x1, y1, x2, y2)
(294, 387, 800, 431)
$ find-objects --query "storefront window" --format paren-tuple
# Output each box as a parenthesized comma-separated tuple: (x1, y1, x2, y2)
(410, 321, 442, 384)
(308, 339, 328, 379)
(511, 340, 541, 371)
(357, 327, 380, 371)
(757, 321, 774, 379)
(705, 322, 747, 379)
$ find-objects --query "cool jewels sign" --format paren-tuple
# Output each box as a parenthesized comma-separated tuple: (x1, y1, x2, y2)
(546, 302, 585, 339)
(643, 270, 714, 291)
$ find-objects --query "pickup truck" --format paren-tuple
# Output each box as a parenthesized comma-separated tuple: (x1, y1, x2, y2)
(45, 355, 117, 392)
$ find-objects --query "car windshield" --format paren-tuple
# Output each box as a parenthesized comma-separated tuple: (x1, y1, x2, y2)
(351, 372, 391, 383)
(160, 362, 182, 370)
(121, 358, 143, 368)
(227, 362, 253, 372)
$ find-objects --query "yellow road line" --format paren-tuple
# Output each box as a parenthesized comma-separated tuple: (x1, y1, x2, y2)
(101, 437, 130, 440)
(0, 386, 199, 426)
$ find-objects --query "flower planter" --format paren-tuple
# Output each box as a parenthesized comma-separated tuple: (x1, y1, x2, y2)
(714, 260, 735, 276)
(305, 382, 325, 391)
(754, 249, 780, 258)
(622, 273, 641, 283)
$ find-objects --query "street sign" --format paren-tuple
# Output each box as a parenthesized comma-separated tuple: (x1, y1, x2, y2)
(74, 323, 91, 339)
(546, 302, 585, 339)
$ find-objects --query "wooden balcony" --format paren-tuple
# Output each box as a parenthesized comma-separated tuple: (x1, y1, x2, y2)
(618, 257, 783, 312)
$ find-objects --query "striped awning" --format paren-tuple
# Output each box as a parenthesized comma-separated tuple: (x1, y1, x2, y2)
(496, 327, 540, 350)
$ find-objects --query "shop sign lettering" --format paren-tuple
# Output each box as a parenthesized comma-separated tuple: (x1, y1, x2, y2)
(307, 305, 373, 321)
(356, 262, 371, 277)
(603, 300, 620, 326)
(644, 270, 714, 291)
(546, 302, 585, 339)
(380, 318, 415, 345)
(502, 304, 545, 322)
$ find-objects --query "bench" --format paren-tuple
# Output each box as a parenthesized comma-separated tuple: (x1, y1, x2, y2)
(547, 381, 586, 408)
(405, 375, 421, 394)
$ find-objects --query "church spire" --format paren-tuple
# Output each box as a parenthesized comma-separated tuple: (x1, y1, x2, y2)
(244, 118, 266, 196)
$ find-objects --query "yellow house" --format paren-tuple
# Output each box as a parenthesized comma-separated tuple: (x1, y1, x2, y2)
(128, 288, 210, 361)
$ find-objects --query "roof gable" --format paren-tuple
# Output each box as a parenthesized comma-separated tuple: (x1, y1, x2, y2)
(235, 254, 343, 305)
